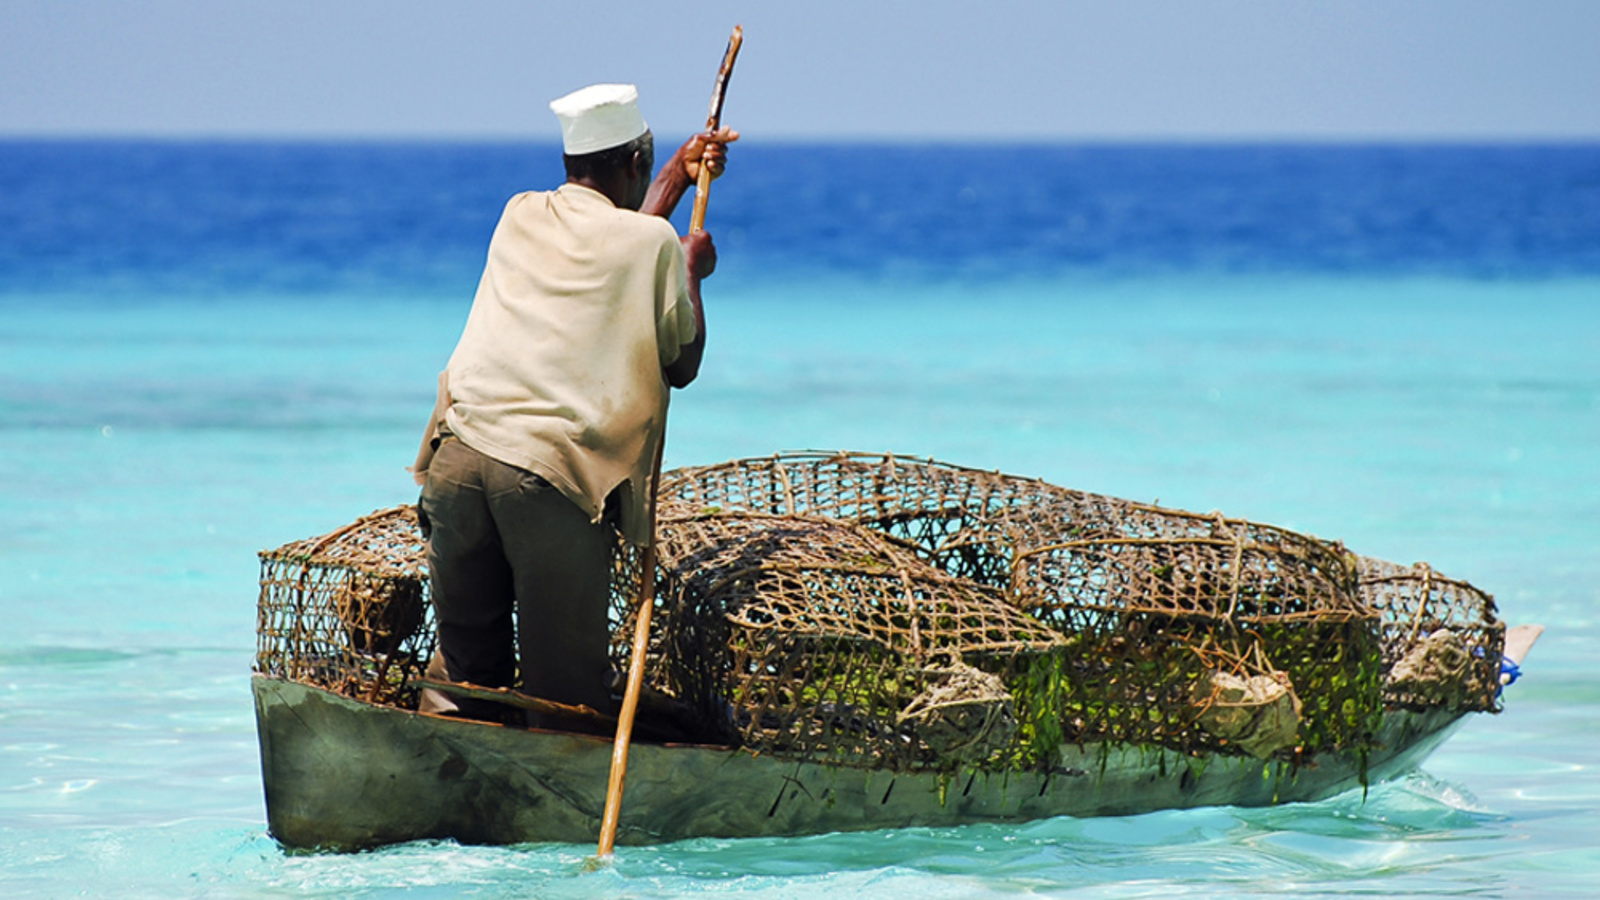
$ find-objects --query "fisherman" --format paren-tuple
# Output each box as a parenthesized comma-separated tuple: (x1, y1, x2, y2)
(410, 83, 735, 725)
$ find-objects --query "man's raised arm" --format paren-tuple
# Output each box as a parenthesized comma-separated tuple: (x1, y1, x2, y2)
(641, 128, 738, 220)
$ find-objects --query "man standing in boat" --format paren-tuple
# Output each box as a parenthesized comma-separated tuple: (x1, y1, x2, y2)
(410, 83, 735, 725)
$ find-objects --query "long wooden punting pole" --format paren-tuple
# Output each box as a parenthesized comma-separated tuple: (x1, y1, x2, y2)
(596, 24, 742, 861)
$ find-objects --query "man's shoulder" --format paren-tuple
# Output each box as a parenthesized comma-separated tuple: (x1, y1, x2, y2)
(499, 186, 679, 259)
(501, 189, 552, 212)
(490, 190, 550, 229)
(618, 208, 680, 242)
(592, 205, 680, 257)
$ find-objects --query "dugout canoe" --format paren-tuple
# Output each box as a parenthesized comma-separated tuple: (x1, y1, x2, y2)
(253, 624, 1540, 851)
(253, 453, 1539, 851)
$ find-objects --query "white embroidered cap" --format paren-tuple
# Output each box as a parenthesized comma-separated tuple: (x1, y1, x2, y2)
(549, 83, 649, 155)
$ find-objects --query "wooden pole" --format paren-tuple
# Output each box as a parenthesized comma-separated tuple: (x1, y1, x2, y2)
(690, 25, 742, 234)
(593, 446, 663, 860)
(596, 25, 742, 861)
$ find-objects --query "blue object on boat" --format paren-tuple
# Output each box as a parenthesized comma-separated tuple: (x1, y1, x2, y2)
(1500, 655, 1522, 690)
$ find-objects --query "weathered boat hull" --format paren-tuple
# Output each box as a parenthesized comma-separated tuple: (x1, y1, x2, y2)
(253, 675, 1466, 851)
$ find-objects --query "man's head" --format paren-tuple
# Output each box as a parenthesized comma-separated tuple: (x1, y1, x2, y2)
(551, 83, 654, 210)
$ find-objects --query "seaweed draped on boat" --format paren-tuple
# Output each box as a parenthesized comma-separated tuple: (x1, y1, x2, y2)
(254, 451, 1506, 775)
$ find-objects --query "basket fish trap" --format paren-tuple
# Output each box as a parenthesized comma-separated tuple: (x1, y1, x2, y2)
(1359, 558, 1505, 711)
(647, 503, 1068, 769)
(999, 497, 1383, 757)
(256, 506, 435, 706)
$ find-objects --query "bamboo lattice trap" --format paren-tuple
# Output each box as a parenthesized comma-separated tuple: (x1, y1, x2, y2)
(256, 506, 434, 707)
(256, 452, 1506, 772)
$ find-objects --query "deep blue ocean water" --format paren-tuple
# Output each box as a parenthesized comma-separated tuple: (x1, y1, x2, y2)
(2, 140, 1597, 897)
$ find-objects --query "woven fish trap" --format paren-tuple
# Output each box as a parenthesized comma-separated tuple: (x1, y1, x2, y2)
(648, 501, 1067, 769)
(645, 452, 1078, 768)
(1359, 558, 1504, 711)
(1001, 498, 1382, 754)
(255, 506, 434, 705)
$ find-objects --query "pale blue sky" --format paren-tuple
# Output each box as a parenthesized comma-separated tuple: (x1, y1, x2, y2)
(3, 0, 1596, 141)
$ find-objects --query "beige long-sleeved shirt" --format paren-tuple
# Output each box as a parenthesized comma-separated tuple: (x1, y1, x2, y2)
(413, 183, 697, 546)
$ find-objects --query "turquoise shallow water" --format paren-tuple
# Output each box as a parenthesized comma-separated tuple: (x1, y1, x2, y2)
(2, 273, 1597, 897)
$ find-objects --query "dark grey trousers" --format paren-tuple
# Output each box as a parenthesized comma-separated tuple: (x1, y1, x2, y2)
(419, 437, 613, 724)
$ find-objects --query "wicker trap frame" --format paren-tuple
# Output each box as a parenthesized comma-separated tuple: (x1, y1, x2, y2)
(646, 503, 1068, 769)
(998, 497, 1383, 758)
(256, 506, 435, 706)
(1359, 558, 1504, 711)
(255, 451, 1505, 773)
